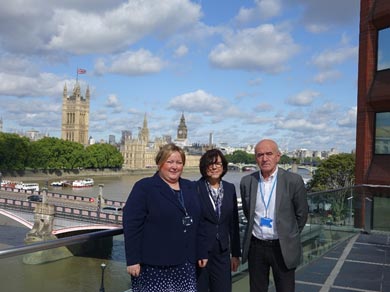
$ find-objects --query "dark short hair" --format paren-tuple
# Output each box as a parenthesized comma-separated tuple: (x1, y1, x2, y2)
(155, 143, 186, 167)
(199, 149, 228, 178)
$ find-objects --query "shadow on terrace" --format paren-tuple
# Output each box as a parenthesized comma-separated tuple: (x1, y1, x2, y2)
(0, 184, 389, 292)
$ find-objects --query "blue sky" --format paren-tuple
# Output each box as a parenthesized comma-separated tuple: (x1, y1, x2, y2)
(0, 0, 360, 153)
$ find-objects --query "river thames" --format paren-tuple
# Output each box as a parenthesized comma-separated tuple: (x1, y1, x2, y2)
(0, 168, 311, 292)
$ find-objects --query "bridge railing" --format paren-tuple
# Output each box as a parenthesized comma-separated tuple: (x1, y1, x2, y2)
(1, 184, 389, 291)
(0, 197, 123, 225)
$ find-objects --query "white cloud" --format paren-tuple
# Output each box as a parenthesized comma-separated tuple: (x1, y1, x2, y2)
(312, 46, 358, 69)
(314, 70, 342, 84)
(96, 50, 165, 76)
(236, 0, 282, 23)
(209, 24, 300, 73)
(106, 94, 120, 108)
(286, 90, 320, 106)
(174, 45, 189, 58)
(168, 89, 228, 113)
(337, 106, 357, 127)
(293, 0, 360, 33)
(275, 118, 327, 131)
(0, 0, 202, 55)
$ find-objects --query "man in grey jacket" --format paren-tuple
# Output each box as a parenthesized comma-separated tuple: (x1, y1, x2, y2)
(240, 139, 308, 292)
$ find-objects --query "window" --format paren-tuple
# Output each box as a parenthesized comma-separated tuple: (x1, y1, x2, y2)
(377, 27, 390, 71)
(375, 112, 390, 154)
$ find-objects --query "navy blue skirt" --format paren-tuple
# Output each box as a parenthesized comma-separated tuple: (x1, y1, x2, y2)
(131, 261, 196, 292)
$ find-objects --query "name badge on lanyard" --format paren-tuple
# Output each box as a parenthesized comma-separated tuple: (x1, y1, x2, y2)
(258, 176, 277, 229)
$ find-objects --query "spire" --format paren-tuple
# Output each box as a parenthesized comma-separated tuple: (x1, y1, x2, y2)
(139, 113, 149, 143)
(143, 113, 148, 128)
(63, 84, 68, 99)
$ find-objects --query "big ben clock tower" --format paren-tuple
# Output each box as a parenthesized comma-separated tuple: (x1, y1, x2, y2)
(177, 113, 187, 140)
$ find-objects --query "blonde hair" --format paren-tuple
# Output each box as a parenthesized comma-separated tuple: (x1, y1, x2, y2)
(155, 143, 186, 167)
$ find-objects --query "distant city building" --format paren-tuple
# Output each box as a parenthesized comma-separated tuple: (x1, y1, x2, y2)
(121, 130, 132, 144)
(120, 113, 201, 169)
(109, 135, 116, 145)
(174, 113, 189, 147)
(25, 129, 40, 141)
(61, 82, 90, 146)
(138, 113, 150, 143)
(121, 114, 164, 169)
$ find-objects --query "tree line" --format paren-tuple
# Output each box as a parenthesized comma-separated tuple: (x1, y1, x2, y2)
(226, 149, 355, 191)
(0, 132, 355, 192)
(0, 133, 124, 171)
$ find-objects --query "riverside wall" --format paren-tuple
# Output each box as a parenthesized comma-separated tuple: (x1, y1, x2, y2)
(0, 167, 200, 181)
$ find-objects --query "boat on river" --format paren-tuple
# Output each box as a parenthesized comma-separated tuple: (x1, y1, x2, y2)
(50, 180, 72, 187)
(72, 178, 94, 188)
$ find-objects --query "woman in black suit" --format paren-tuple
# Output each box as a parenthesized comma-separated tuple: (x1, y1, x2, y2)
(196, 149, 241, 292)
(123, 143, 208, 292)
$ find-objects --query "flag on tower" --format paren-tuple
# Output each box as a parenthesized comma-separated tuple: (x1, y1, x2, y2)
(77, 68, 86, 74)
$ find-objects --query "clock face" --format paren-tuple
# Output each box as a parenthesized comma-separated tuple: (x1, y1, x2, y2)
(178, 130, 183, 134)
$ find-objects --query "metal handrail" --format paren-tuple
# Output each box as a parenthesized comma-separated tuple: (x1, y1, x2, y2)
(0, 227, 123, 259)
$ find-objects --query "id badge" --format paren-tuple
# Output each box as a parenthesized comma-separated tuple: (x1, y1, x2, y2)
(260, 217, 272, 228)
(182, 216, 193, 227)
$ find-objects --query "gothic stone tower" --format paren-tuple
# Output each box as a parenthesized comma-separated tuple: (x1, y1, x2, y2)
(177, 113, 188, 140)
(138, 113, 150, 143)
(61, 83, 90, 146)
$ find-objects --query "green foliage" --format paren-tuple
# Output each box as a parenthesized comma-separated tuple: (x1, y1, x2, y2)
(0, 135, 124, 171)
(85, 143, 124, 169)
(279, 154, 292, 164)
(0, 133, 30, 170)
(307, 153, 355, 224)
(225, 150, 256, 164)
(307, 153, 355, 192)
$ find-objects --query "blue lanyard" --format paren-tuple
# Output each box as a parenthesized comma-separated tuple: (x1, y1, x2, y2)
(173, 189, 188, 216)
(258, 176, 277, 217)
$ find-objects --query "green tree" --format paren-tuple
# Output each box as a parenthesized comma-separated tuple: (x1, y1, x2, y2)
(308, 153, 355, 191)
(0, 133, 30, 170)
(225, 150, 255, 164)
(279, 154, 292, 165)
(85, 143, 123, 169)
(307, 153, 355, 224)
(27, 137, 85, 170)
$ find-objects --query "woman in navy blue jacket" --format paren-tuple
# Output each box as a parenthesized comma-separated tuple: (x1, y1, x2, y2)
(123, 143, 208, 292)
(196, 149, 241, 292)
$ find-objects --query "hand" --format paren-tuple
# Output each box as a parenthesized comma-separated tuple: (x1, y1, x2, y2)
(231, 257, 240, 272)
(127, 264, 141, 277)
(198, 259, 208, 268)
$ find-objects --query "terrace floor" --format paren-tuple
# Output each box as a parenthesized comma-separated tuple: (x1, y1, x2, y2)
(233, 232, 390, 292)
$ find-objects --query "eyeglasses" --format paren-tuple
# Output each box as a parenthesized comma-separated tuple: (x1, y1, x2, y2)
(209, 162, 223, 168)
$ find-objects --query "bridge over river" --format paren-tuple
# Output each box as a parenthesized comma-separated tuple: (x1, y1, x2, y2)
(0, 185, 123, 237)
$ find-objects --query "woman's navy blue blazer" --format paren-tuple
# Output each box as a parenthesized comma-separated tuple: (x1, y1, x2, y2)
(196, 178, 241, 258)
(123, 172, 208, 266)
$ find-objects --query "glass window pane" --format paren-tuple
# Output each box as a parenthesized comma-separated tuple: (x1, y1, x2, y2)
(377, 27, 390, 71)
(375, 112, 390, 154)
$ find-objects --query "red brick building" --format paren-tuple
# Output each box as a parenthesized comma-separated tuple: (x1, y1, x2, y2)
(355, 0, 390, 185)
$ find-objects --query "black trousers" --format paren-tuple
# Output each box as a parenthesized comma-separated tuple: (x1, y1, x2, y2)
(197, 239, 232, 292)
(248, 236, 295, 292)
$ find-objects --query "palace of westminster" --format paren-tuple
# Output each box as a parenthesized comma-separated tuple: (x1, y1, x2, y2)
(1, 82, 206, 169)
(0, 82, 340, 168)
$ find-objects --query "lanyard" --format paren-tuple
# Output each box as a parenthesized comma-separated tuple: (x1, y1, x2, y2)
(258, 176, 277, 217)
(205, 181, 223, 217)
(172, 189, 188, 216)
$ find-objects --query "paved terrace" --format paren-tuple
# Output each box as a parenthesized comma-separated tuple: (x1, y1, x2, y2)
(233, 232, 390, 292)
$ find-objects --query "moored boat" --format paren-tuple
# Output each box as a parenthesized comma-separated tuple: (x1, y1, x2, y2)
(72, 178, 94, 188)
(50, 180, 72, 187)
(14, 182, 40, 192)
(1, 180, 17, 188)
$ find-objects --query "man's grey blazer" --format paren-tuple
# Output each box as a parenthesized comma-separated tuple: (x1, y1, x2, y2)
(240, 167, 308, 269)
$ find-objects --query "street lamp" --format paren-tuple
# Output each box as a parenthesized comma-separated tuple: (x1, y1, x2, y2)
(99, 263, 106, 292)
